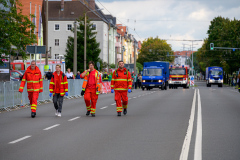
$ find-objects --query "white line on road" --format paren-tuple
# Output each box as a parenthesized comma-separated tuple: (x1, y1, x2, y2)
(179, 89, 196, 160)
(100, 106, 108, 109)
(9, 136, 31, 144)
(68, 117, 80, 121)
(111, 103, 116, 105)
(43, 124, 60, 131)
(133, 97, 137, 98)
(129, 98, 132, 100)
(194, 89, 202, 160)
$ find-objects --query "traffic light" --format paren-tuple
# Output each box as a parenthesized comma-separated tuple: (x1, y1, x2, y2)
(210, 43, 214, 50)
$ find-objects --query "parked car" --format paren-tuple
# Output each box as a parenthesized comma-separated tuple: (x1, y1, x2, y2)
(10, 70, 23, 81)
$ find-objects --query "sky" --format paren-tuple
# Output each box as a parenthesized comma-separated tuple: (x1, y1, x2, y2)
(95, 0, 240, 51)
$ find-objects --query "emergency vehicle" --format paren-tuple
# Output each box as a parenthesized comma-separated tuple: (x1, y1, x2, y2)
(169, 65, 189, 89)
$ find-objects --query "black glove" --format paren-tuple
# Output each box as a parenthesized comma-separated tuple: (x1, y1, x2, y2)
(81, 90, 85, 96)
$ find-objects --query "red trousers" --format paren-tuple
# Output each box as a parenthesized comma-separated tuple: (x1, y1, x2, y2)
(115, 91, 128, 112)
(84, 88, 99, 114)
(28, 92, 39, 113)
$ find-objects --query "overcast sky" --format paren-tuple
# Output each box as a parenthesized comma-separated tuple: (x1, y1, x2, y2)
(95, 0, 240, 51)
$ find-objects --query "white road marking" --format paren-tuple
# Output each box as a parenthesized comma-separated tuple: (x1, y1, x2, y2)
(100, 106, 108, 109)
(179, 89, 196, 160)
(129, 98, 132, 100)
(133, 97, 137, 98)
(111, 103, 116, 105)
(68, 117, 80, 121)
(194, 89, 202, 160)
(9, 136, 31, 144)
(43, 124, 60, 131)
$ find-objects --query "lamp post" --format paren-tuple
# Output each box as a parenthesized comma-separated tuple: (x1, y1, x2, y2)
(84, 8, 104, 71)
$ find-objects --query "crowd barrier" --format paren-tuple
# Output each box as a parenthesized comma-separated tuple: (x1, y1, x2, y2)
(0, 79, 84, 111)
(102, 81, 111, 93)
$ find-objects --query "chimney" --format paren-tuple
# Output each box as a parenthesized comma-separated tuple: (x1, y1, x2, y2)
(89, 0, 95, 10)
(61, 0, 64, 11)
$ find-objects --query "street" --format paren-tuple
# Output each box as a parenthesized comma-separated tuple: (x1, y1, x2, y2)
(1, 81, 240, 160)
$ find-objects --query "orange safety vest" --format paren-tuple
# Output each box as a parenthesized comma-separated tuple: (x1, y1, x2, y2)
(111, 68, 132, 91)
(82, 70, 101, 94)
(19, 66, 43, 92)
(49, 71, 68, 96)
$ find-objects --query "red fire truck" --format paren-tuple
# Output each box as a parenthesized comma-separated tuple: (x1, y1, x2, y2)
(169, 65, 189, 89)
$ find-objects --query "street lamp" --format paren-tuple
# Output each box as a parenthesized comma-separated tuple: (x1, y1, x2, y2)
(84, 8, 104, 70)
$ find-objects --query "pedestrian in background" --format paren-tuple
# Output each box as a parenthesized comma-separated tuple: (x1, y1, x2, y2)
(76, 71, 81, 79)
(138, 73, 142, 89)
(66, 68, 75, 79)
(19, 61, 43, 118)
(49, 65, 68, 117)
(238, 73, 240, 92)
(80, 61, 102, 117)
(102, 69, 109, 81)
(45, 69, 53, 80)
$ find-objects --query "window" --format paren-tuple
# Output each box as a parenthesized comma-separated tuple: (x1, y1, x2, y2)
(55, 54, 59, 59)
(55, 24, 60, 31)
(55, 39, 59, 46)
(92, 24, 96, 31)
(67, 24, 72, 31)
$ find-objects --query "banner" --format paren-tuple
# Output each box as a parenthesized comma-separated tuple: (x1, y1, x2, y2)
(102, 82, 111, 93)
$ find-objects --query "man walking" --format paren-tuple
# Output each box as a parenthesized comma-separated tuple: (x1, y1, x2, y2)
(111, 61, 132, 116)
(80, 61, 102, 117)
(49, 65, 68, 117)
(19, 61, 43, 118)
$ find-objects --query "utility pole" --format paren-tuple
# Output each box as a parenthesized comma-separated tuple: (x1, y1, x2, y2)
(45, 0, 48, 65)
(84, 14, 87, 71)
(73, 21, 77, 75)
(191, 41, 198, 76)
(134, 40, 136, 75)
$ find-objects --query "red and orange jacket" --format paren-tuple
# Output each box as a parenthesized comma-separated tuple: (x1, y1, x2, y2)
(81, 70, 101, 94)
(19, 66, 43, 93)
(111, 68, 132, 91)
(49, 71, 68, 96)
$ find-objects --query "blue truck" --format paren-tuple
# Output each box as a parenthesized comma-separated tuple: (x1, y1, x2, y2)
(206, 66, 223, 87)
(141, 61, 169, 90)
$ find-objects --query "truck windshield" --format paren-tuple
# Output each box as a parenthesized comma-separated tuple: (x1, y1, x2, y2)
(211, 70, 222, 76)
(143, 68, 162, 76)
(170, 68, 186, 75)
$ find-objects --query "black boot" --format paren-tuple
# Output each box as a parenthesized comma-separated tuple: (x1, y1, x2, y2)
(86, 111, 90, 116)
(117, 112, 121, 116)
(31, 112, 36, 118)
(91, 113, 95, 117)
(123, 109, 127, 115)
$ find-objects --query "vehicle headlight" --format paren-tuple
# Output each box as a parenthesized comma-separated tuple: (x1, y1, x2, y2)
(142, 80, 146, 83)
(183, 80, 187, 84)
(221, 80, 223, 83)
(158, 80, 162, 83)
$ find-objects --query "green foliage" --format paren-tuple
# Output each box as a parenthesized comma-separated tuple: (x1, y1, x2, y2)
(136, 62, 143, 72)
(196, 16, 240, 74)
(109, 63, 115, 69)
(137, 37, 174, 65)
(65, 16, 101, 73)
(0, 0, 36, 64)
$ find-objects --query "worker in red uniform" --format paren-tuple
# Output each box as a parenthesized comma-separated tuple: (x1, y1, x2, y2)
(19, 61, 43, 118)
(111, 61, 132, 116)
(80, 61, 102, 117)
(49, 65, 68, 117)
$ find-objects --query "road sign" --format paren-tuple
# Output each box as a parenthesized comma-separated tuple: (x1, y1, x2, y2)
(26, 45, 46, 54)
(190, 76, 194, 86)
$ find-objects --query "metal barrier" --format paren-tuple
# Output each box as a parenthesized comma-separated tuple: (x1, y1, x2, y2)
(0, 79, 84, 111)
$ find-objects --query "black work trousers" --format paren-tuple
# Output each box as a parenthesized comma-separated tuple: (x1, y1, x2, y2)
(53, 93, 64, 112)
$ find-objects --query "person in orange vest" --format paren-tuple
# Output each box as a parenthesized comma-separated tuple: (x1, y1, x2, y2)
(49, 65, 68, 117)
(19, 61, 43, 118)
(80, 61, 102, 117)
(111, 61, 132, 116)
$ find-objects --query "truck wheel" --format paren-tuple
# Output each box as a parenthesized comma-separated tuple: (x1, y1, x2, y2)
(165, 84, 167, 90)
(142, 87, 145, 91)
(161, 86, 164, 90)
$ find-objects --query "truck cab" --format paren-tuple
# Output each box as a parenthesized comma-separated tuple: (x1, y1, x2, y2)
(169, 65, 189, 89)
(141, 61, 169, 90)
(206, 66, 223, 87)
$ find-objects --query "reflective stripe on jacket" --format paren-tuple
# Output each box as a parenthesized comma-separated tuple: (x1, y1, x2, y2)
(49, 71, 68, 96)
(19, 66, 43, 93)
(82, 70, 101, 94)
(111, 68, 132, 91)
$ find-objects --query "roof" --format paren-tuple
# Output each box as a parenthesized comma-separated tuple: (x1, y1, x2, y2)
(174, 51, 196, 57)
(45, 1, 108, 23)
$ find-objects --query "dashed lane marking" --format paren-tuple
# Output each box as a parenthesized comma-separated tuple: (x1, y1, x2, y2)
(43, 124, 60, 131)
(129, 98, 132, 100)
(133, 97, 137, 98)
(111, 103, 116, 105)
(100, 106, 108, 109)
(68, 117, 80, 121)
(9, 136, 32, 144)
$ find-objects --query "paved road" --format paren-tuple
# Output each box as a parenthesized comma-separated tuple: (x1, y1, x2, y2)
(0, 81, 240, 160)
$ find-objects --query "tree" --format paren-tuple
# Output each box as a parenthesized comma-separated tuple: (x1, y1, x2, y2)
(136, 62, 143, 73)
(137, 37, 174, 65)
(65, 16, 101, 73)
(0, 0, 36, 64)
